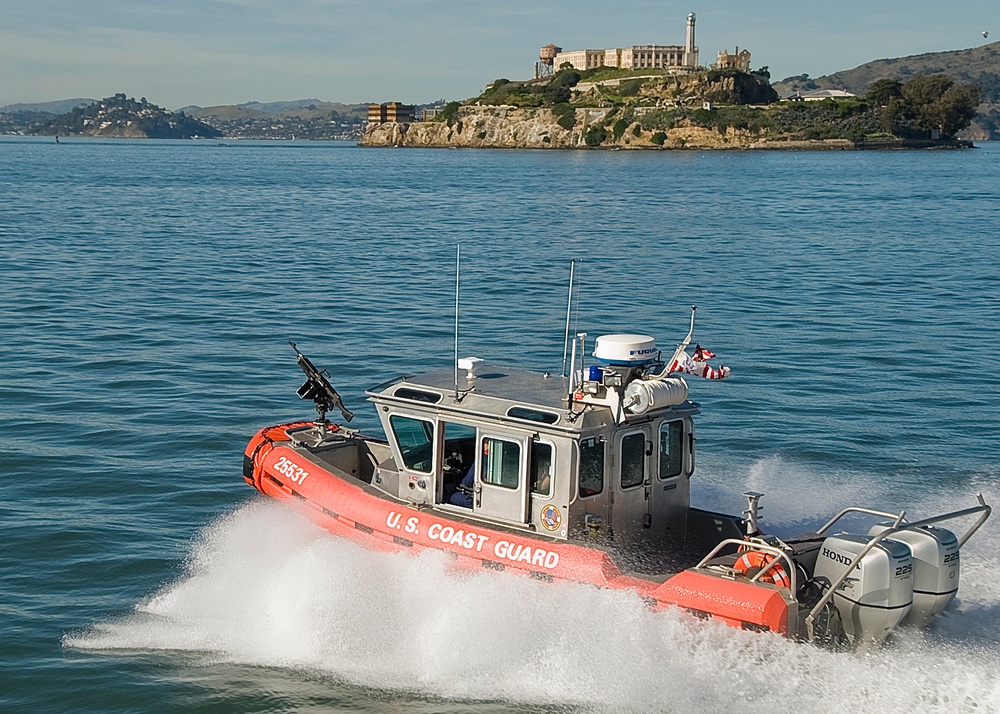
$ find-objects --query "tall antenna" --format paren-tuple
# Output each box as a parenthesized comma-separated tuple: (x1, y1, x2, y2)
(454, 244, 461, 398)
(561, 259, 576, 378)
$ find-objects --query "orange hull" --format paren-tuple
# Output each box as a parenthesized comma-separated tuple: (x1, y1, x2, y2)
(245, 422, 789, 636)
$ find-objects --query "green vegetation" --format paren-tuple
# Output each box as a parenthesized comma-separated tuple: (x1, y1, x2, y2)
(584, 125, 608, 146)
(617, 79, 644, 97)
(864, 74, 981, 138)
(582, 67, 671, 83)
(438, 101, 461, 125)
(612, 117, 629, 141)
(901, 74, 981, 136)
(620, 74, 979, 142)
(552, 103, 576, 130)
(475, 69, 582, 108)
(771, 41, 1000, 138)
(475, 67, 777, 113)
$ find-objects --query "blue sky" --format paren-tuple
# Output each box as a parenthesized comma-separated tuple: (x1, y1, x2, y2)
(0, 0, 995, 108)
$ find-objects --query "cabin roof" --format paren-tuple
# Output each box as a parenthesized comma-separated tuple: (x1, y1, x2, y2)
(409, 367, 569, 409)
(368, 365, 698, 431)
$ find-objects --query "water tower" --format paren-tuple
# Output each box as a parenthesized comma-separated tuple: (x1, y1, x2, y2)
(536, 44, 562, 79)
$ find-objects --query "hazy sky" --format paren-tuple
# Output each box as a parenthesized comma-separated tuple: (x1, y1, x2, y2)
(1, 0, 995, 108)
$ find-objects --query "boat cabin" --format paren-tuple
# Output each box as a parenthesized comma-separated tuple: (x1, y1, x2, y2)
(366, 335, 702, 550)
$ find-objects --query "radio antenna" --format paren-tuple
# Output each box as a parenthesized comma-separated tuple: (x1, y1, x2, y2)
(454, 244, 461, 398)
(561, 259, 576, 378)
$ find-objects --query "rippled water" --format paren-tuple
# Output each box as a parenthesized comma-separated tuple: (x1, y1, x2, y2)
(2, 136, 999, 713)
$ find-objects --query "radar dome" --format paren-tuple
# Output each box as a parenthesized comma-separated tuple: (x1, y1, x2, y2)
(593, 334, 657, 365)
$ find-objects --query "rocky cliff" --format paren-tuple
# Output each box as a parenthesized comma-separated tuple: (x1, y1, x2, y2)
(360, 105, 850, 150)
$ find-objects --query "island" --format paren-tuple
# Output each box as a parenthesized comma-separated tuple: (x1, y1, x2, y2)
(29, 94, 221, 139)
(361, 68, 981, 150)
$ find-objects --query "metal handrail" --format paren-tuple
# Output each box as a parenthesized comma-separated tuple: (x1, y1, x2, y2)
(804, 494, 991, 641)
(364, 374, 413, 396)
(816, 507, 907, 535)
(694, 537, 798, 595)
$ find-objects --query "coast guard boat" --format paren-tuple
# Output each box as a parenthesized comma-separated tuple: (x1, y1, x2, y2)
(243, 308, 990, 649)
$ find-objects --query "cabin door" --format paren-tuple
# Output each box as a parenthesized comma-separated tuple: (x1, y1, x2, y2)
(611, 427, 651, 546)
(647, 419, 690, 541)
(474, 430, 529, 524)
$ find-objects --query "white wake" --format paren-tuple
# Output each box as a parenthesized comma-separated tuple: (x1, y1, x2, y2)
(67, 467, 1000, 713)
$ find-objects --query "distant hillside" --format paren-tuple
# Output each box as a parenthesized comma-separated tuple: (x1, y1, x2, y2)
(1, 98, 96, 135)
(772, 41, 1000, 139)
(0, 98, 95, 115)
(190, 100, 370, 120)
(188, 100, 369, 140)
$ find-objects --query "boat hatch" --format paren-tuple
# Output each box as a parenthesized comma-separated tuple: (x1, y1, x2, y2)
(506, 406, 560, 424)
(394, 387, 443, 403)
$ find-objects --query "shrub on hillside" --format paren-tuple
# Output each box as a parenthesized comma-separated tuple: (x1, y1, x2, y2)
(619, 79, 643, 96)
(439, 101, 461, 125)
(552, 103, 576, 130)
(584, 125, 607, 146)
(612, 117, 629, 141)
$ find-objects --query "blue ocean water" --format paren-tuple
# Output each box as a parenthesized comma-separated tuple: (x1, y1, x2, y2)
(2, 136, 999, 713)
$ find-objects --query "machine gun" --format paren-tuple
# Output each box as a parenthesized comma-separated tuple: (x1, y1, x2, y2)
(289, 341, 355, 428)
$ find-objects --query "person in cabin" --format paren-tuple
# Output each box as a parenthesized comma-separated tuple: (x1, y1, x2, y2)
(450, 465, 475, 508)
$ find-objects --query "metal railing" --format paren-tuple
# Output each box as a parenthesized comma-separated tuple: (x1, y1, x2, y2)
(694, 537, 798, 595)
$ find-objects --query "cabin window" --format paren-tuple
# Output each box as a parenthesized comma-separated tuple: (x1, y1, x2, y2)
(620, 432, 645, 489)
(442, 421, 476, 474)
(394, 387, 442, 404)
(531, 441, 553, 497)
(506, 406, 559, 424)
(659, 420, 683, 480)
(579, 437, 604, 498)
(389, 415, 434, 473)
(480, 437, 520, 490)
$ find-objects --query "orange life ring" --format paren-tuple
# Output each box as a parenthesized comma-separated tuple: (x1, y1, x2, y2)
(734, 550, 792, 589)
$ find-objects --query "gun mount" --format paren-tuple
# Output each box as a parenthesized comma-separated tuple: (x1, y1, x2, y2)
(289, 341, 355, 430)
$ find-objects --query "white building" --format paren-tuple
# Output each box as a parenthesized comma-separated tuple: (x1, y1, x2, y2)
(552, 13, 699, 72)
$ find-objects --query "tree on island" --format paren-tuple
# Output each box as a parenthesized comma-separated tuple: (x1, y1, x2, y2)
(867, 74, 981, 139)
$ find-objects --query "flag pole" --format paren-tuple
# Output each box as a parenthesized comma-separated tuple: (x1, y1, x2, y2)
(666, 305, 697, 370)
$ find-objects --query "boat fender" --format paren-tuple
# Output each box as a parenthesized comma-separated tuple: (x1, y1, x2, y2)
(245, 421, 322, 488)
(734, 550, 792, 590)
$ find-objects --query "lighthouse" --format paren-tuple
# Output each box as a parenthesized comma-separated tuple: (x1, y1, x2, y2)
(684, 12, 699, 68)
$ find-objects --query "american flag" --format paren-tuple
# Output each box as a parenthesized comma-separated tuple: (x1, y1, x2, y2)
(669, 345, 730, 380)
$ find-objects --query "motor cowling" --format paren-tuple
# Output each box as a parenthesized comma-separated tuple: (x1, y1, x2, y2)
(868, 524, 960, 628)
(814, 534, 913, 646)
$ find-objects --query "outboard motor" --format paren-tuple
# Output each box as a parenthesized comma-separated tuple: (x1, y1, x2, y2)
(814, 534, 913, 646)
(869, 524, 960, 628)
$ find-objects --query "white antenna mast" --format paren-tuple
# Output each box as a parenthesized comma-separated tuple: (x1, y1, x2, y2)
(561, 259, 576, 378)
(454, 244, 461, 398)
